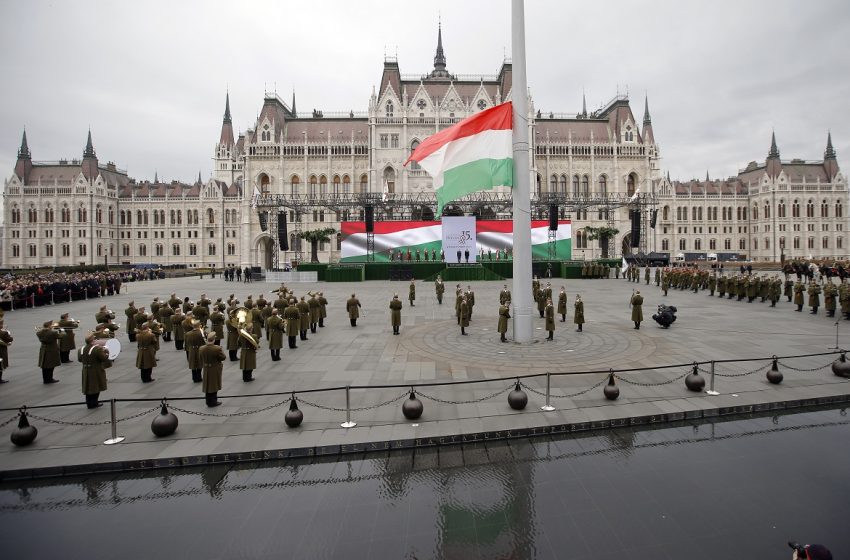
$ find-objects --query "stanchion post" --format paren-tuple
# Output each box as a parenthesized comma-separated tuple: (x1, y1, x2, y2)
(706, 361, 719, 395)
(540, 372, 555, 411)
(103, 398, 125, 445)
(340, 385, 356, 428)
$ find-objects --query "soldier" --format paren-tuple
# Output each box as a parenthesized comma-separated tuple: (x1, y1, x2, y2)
(193, 298, 209, 328)
(199, 333, 225, 407)
(500, 284, 512, 305)
(0, 320, 12, 383)
(346, 293, 361, 327)
(182, 297, 194, 314)
(285, 299, 301, 348)
(308, 292, 320, 333)
(225, 308, 240, 360)
(389, 294, 403, 335)
(839, 280, 850, 320)
(435, 275, 445, 304)
(536, 284, 546, 318)
(172, 307, 186, 350)
(297, 296, 310, 341)
(707, 274, 716, 297)
(661, 271, 670, 296)
(251, 301, 265, 339)
(254, 293, 265, 310)
(150, 297, 162, 318)
(79, 333, 112, 408)
(136, 323, 157, 383)
(544, 298, 555, 341)
(466, 285, 475, 320)
(266, 309, 284, 361)
(824, 279, 837, 317)
(574, 295, 585, 332)
(318, 292, 328, 328)
(37, 321, 65, 384)
(631, 290, 644, 329)
(408, 279, 416, 307)
(239, 325, 258, 382)
(532, 275, 540, 299)
(654, 268, 661, 286)
(557, 287, 567, 322)
(158, 303, 175, 342)
(459, 296, 470, 335)
(95, 305, 114, 325)
(125, 300, 138, 342)
(185, 321, 205, 383)
(58, 313, 77, 363)
(784, 277, 795, 302)
(793, 280, 805, 312)
(168, 293, 181, 309)
(769, 276, 781, 308)
(210, 305, 225, 345)
(808, 280, 822, 314)
(455, 284, 463, 323)
(497, 301, 511, 342)
(645, 267, 651, 285)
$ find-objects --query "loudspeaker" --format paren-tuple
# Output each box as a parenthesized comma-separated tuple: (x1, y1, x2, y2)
(278, 211, 289, 250)
(630, 210, 641, 247)
(650, 209, 658, 229)
(548, 204, 558, 231)
(365, 205, 374, 233)
(259, 211, 268, 232)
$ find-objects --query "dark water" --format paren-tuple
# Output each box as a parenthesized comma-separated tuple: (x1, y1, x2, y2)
(2, 408, 849, 560)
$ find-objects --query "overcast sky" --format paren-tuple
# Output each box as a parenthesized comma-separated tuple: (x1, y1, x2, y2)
(1, 0, 848, 185)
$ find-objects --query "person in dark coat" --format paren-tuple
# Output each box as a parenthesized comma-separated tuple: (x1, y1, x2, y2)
(284, 299, 300, 348)
(346, 294, 361, 327)
(389, 294, 403, 335)
(497, 302, 510, 342)
(574, 295, 585, 332)
(435, 276, 445, 304)
(0, 320, 12, 383)
(199, 333, 225, 407)
(185, 321, 205, 383)
(459, 297, 469, 335)
(631, 290, 644, 329)
(37, 321, 65, 384)
(545, 298, 555, 341)
(239, 325, 258, 382)
(266, 310, 284, 361)
(58, 313, 78, 363)
(297, 296, 310, 341)
(135, 324, 157, 383)
(408, 280, 416, 307)
(79, 333, 112, 408)
(557, 287, 567, 322)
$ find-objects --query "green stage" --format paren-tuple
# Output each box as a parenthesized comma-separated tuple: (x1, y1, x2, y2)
(297, 259, 621, 282)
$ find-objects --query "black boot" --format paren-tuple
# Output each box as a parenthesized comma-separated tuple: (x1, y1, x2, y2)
(289, 336, 297, 349)
(547, 332, 553, 341)
(243, 370, 254, 382)
(60, 351, 71, 363)
(229, 350, 238, 361)
(192, 369, 202, 383)
(141, 368, 154, 383)
(539, 311, 544, 318)
(85, 393, 102, 409)
(300, 331, 308, 341)
(206, 393, 220, 407)
(42, 369, 57, 384)
(310, 325, 317, 333)
(350, 319, 356, 327)
(561, 314, 566, 322)
(461, 327, 467, 336)
(500, 333, 506, 342)
(796, 305, 803, 312)
(319, 319, 324, 328)
(175, 340, 184, 350)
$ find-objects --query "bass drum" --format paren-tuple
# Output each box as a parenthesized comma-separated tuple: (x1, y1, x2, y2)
(103, 338, 122, 360)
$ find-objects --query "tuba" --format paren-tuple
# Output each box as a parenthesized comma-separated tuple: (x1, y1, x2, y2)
(229, 307, 250, 328)
(239, 328, 259, 349)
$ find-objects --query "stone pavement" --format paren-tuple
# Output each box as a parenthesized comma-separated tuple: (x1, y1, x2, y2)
(0, 272, 848, 479)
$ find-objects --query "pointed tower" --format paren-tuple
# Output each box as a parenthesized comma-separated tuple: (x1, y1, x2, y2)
(197, 171, 203, 185)
(580, 92, 588, 118)
(81, 129, 99, 181)
(154, 171, 158, 184)
(428, 21, 451, 79)
(214, 92, 236, 184)
(14, 129, 32, 182)
(219, 92, 235, 147)
(642, 96, 655, 144)
(766, 131, 782, 179)
(291, 90, 297, 118)
(824, 131, 839, 181)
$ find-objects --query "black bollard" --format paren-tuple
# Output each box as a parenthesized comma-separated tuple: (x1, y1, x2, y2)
(603, 372, 620, 401)
(766, 356, 783, 384)
(832, 351, 850, 378)
(685, 363, 705, 392)
(11, 408, 37, 447)
(402, 389, 423, 420)
(285, 395, 304, 428)
(508, 381, 528, 410)
(151, 400, 178, 437)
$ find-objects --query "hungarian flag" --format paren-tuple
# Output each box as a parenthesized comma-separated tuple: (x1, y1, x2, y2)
(405, 101, 513, 217)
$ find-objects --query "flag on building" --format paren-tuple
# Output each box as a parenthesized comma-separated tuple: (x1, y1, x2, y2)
(405, 102, 513, 217)
(250, 186, 261, 209)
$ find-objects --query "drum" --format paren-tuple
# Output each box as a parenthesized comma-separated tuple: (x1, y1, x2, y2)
(103, 338, 122, 360)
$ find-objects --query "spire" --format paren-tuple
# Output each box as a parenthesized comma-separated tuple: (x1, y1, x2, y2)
(224, 91, 232, 124)
(643, 95, 651, 125)
(825, 131, 836, 160)
(824, 131, 839, 181)
(198, 170, 202, 185)
(218, 92, 235, 148)
(83, 129, 95, 158)
(291, 90, 297, 117)
(154, 171, 158, 183)
(434, 21, 446, 71)
(768, 130, 779, 159)
(705, 170, 710, 182)
(17, 129, 30, 159)
(581, 91, 587, 118)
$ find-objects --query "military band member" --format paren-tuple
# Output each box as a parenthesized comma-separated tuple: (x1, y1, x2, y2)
(824, 280, 837, 317)
(210, 306, 225, 345)
(199, 293, 212, 309)
(150, 297, 162, 318)
(784, 277, 794, 302)
(435, 275, 445, 304)
(390, 294, 403, 335)
(93, 323, 113, 339)
(808, 280, 822, 314)
(285, 299, 300, 348)
(297, 296, 310, 341)
(182, 296, 194, 314)
(225, 309, 240, 360)
(793, 280, 805, 312)
(466, 285, 475, 320)
(500, 284, 512, 305)
(136, 323, 157, 383)
(459, 297, 469, 335)
(200, 333, 225, 407)
(536, 285, 546, 318)
(557, 287, 567, 322)
(37, 321, 65, 384)
(266, 309, 284, 361)
(455, 285, 463, 323)
(346, 293, 361, 327)
(545, 298, 555, 341)
(125, 301, 138, 342)
(184, 321, 205, 383)
(158, 303, 175, 342)
(631, 290, 644, 329)
(239, 324, 258, 382)
(707, 274, 716, 296)
(0, 320, 11, 383)
(408, 279, 416, 307)
(95, 305, 114, 325)
(79, 333, 112, 408)
(308, 292, 320, 333)
(172, 307, 186, 349)
(318, 292, 328, 328)
(839, 281, 850, 320)
(574, 295, 585, 332)
(645, 267, 651, 285)
(655, 268, 661, 286)
(58, 313, 78, 363)
(498, 302, 510, 343)
(193, 299, 209, 328)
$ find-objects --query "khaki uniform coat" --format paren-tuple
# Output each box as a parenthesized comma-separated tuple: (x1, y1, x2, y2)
(459, 301, 469, 328)
(210, 311, 225, 340)
(158, 305, 175, 331)
(557, 292, 567, 315)
(79, 343, 112, 395)
(0, 329, 12, 369)
(346, 297, 361, 319)
(58, 319, 77, 352)
(266, 316, 284, 349)
(199, 343, 225, 393)
(308, 296, 320, 323)
(37, 328, 64, 369)
(226, 322, 239, 351)
(284, 304, 301, 335)
(319, 295, 328, 319)
(297, 300, 311, 331)
(574, 300, 585, 325)
(408, 282, 416, 302)
(794, 283, 805, 305)
(184, 329, 205, 369)
(390, 298, 403, 327)
(239, 334, 258, 370)
(808, 284, 822, 308)
(498, 305, 510, 333)
(135, 331, 158, 369)
(124, 306, 137, 332)
(545, 304, 555, 332)
(631, 294, 644, 322)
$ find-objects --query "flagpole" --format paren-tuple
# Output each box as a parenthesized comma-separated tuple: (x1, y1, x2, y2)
(511, 0, 533, 343)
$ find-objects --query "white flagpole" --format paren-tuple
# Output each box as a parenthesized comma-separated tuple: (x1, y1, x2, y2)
(511, 0, 533, 343)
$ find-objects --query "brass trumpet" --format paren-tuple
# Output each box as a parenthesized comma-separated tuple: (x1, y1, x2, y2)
(229, 307, 250, 328)
(35, 324, 73, 331)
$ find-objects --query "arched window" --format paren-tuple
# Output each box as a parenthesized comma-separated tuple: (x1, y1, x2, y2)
(792, 200, 800, 218)
(821, 199, 829, 218)
(409, 141, 421, 170)
(143, 210, 149, 225)
(207, 208, 214, 224)
(764, 237, 770, 250)
(386, 101, 394, 116)
(332, 175, 340, 195)
(627, 173, 636, 197)
(661, 239, 669, 251)
(156, 244, 163, 256)
(778, 200, 786, 218)
(359, 174, 368, 194)
(108, 207, 114, 225)
(823, 236, 829, 249)
(122, 244, 130, 257)
(259, 173, 270, 194)
(793, 237, 800, 250)
(806, 199, 814, 218)
(581, 175, 589, 195)
(172, 244, 181, 256)
(679, 239, 687, 250)
(695, 239, 702, 250)
(139, 244, 147, 257)
(663, 206, 669, 221)
(807, 237, 815, 249)
(753, 238, 758, 250)
(153, 210, 159, 225)
(384, 168, 396, 194)
(836, 200, 844, 218)
(764, 201, 770, 219)
(290, 175, 300, 195)
(751, 204, 757, 221)
(709, 239, 716, 250)
(320, 175, 328, 195)
(62, 206, 71, 223)
(598, 175, 607, 196)
(572, 175, 580, 197)
(309, 175, 317, 196)
(11, 244, 19, 257)
(550, 175, 558, 193)
(676, 207, 682, 221)
(208, 243, 216, 256)
(342, 175, 351, 193)
(137, 210, 143, 224)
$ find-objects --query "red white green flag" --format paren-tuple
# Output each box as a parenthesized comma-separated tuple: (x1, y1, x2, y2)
(405, 102, 513, 217)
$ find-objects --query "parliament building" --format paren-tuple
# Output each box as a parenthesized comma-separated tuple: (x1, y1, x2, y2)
(3, 26, 846, 269)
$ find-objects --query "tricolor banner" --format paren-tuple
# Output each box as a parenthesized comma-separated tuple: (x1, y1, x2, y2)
(340, 220, 571, 262)
(405, 102, 513, 217)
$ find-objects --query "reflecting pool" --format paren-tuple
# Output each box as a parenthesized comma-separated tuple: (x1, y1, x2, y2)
(2, 407, 848, 559)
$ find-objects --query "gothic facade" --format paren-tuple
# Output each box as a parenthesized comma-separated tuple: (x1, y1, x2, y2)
(2, 27, 846, 269)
